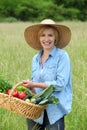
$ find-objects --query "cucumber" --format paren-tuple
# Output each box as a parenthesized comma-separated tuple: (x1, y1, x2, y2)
(23, 94, 32, 100)
(33, 85, 55, 99)
(39, 99, 49, 105)
(39, 95, 59, 105)
(23, 85, 59, 105)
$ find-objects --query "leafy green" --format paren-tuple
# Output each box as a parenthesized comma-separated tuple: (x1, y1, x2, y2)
(16, 85, 34, 96)
(0, 76, 12, 93)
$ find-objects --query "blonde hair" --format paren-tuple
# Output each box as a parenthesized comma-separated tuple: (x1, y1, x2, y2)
(38, 25, 59, 45)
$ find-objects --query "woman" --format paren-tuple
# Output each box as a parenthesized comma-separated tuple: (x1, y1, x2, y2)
(22, 19, 72, 130)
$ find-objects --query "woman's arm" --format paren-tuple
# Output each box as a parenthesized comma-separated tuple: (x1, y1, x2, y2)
(22, 80, 47, 89)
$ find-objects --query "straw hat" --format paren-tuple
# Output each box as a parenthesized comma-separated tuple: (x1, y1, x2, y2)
(24, 19, 71, 50)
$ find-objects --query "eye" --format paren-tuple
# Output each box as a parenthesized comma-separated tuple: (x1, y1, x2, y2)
(40, 34, 45, 37)
(48, 34, 53, 37)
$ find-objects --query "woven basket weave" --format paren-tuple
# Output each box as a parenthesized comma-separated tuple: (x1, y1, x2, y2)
(0, 82, 47, 119)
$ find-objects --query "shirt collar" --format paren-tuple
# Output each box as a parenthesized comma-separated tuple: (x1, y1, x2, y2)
(50, 46, 57, 57)
(36, 46, 57, 61)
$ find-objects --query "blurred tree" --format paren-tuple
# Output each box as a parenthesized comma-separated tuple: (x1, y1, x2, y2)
(0, 0, 86, 21)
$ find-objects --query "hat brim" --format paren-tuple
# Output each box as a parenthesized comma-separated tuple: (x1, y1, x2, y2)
(24, 24, 71, 50)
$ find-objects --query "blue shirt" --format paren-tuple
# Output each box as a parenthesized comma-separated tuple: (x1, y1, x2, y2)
(31, 46, 72, 125)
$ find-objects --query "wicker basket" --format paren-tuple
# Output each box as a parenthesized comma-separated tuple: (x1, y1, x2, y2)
(0, 82, 47, 119)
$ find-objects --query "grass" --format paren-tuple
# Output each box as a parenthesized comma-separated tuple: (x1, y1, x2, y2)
(0, 21, 87, 130)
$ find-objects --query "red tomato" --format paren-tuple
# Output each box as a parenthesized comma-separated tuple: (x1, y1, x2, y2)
(18, 92, 27, 99)
(6, 89, 19, 97)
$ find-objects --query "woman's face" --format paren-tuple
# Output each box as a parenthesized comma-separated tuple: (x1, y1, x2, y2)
(39, 28, 56, 51)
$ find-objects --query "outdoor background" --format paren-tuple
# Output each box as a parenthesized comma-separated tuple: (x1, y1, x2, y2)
(0, 0, 87, 130)
(0, 0, 87, 22)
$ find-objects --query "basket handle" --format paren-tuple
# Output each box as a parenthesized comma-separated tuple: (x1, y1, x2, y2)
(9, 82, 23, 96)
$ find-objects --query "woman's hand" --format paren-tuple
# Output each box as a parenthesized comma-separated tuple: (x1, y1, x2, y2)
(22, 80, 36, 93)
(22, 79, 47, 89)
(22, 80, 34, 89)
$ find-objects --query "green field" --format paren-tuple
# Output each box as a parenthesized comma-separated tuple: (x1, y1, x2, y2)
(0, 21, 87, 130)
